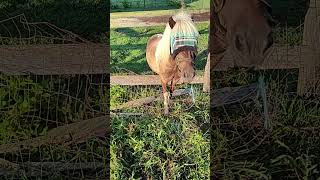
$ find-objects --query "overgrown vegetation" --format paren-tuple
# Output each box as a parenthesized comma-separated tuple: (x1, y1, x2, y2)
(0, 75, 109, 178)
(212, 68, 320, 179)
(0, 0, 108, 41)
(209, 9, 320, 178)
(110, 84, 210, 179)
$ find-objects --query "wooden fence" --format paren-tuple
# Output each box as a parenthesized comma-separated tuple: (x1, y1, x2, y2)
(203, 0, 320, 95)
(0, 1, 319, 96)
(0, 43, 108, 75)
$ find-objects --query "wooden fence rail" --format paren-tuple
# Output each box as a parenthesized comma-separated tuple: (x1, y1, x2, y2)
(0, 43, 108, 75)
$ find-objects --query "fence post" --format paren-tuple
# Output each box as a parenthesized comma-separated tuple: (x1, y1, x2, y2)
(297, 0, 320, 95)
(203, 53, 210, 92)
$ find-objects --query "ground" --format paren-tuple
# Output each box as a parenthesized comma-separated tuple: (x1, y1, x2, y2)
(111, 10, 209, 28)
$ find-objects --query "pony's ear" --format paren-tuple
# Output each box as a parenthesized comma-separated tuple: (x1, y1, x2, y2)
(169, 16, 176, 29)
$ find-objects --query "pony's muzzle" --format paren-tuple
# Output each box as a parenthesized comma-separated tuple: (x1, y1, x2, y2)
(180, 71, 195, 83)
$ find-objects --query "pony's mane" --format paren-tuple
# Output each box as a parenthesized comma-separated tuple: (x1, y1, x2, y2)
(155, 11, 199, 65)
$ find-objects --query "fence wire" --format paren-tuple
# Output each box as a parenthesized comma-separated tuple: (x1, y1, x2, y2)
(0, 15, 108, 179)
(211, 4, 320, 179)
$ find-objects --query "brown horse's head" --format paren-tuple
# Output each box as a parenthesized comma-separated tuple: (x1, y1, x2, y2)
(215, 0, 274, 66)
(168, 14, 198, 83)
(174, 50, 197, 83)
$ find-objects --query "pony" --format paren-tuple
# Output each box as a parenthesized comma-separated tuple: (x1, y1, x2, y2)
(208, 0, 275, 74)
(146, 11, 199, 114)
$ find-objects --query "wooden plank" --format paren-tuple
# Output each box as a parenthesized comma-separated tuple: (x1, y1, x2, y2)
(211, 83, 258, 108)
(0, 43, 109, 75)
(0, 44, 312, 75)
(0, 116, 107, 154)
(111, 88, 192, 110)
(297, 0, 320, 95)
(213, 45, 308, 71)
(111, 75, 204, 86)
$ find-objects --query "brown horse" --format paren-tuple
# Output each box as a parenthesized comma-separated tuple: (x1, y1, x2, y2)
(204, 0, 274, 91)
(146, 11, 199, 114)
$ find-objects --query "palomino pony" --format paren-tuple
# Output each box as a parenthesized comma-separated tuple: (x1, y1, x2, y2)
(146, 11, 199, 114)
(205, 0, 275, 88)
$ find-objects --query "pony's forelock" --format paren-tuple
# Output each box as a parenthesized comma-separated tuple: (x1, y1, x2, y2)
(155, 11, 199, 66)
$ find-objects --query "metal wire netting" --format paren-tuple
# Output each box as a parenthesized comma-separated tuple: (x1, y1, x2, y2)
(211, 3, 320, 178)
(0, 15, 109, 179)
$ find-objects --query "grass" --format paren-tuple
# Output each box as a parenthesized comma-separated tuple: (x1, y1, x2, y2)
(211, 69, 320, 179)
(0, 75, 109, 178)
(111, 8, 208, 19)
(110, 84, 210, 179)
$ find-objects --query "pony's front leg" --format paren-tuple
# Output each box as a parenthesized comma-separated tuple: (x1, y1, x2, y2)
(161, 80, 170, 115)
(169, 76, 179, 97)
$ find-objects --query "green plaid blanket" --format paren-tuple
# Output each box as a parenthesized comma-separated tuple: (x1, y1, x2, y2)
(170, 32, 198, 54)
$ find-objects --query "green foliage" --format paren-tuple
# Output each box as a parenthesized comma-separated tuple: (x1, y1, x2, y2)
(271, 0, 309, 26)
(0, 76, 49, 143)
(0, 0, 108, 41)
(168, 0, 182, 8)
(0, 75, 108, 178)
(121, 0, 131, 9)
(110, 85, 127, 108)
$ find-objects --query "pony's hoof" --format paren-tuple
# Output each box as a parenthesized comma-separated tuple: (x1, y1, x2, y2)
(164, 108, 169, 115)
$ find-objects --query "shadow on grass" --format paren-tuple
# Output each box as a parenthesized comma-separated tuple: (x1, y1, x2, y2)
(114, 27, 158, 38)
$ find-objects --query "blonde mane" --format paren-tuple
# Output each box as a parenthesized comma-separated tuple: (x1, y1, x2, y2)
(155, 11, 199, 66)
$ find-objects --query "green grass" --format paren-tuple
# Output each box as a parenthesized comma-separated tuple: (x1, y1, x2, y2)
(110, 84, 210, 179)
(211, 69, 320, 179)
(187, 0, 209, 10)
(110, 22, 209, 75)
(0, 75, 109, 178)
(111, 8, 208, 19)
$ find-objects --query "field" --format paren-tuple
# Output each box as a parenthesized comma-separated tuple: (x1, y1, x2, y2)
(110, 22, 210, 179)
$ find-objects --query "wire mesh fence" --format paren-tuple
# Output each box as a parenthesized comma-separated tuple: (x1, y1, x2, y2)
(211, 2, 320, 178)
(0, 15, 109, 179)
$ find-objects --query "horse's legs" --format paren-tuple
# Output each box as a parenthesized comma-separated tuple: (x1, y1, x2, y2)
(161, 80, 170, 115)
(170, 76, 179, 97)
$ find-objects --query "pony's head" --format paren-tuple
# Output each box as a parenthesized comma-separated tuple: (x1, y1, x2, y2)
(214, 0, 274, 66)
(168, 11, 199, 83)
